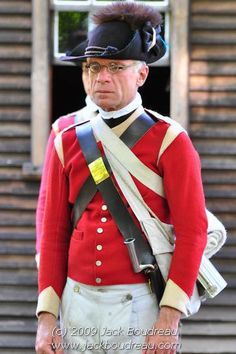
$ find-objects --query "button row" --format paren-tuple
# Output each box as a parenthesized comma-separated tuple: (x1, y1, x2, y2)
(95, 205, 107, 286)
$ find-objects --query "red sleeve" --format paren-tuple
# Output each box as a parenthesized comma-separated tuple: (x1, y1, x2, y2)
(38, 145, 72, 298)
(35, 114, 76, 254)
(35, 129, 56, 253)
(159, 132, 208, 297)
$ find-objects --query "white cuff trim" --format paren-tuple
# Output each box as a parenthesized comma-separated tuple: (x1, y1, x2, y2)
(36, 286, 60, 319)
(159, 279, 189, 316)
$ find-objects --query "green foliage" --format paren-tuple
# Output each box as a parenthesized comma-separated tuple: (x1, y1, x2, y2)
(59, 12, 88, 52)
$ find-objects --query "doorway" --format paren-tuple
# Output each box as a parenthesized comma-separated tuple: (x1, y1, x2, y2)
(52, 65, 170, 122)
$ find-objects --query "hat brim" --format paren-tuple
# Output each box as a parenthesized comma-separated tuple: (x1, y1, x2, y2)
(60, 31, 166, 64)
(60, 39, 88, 64)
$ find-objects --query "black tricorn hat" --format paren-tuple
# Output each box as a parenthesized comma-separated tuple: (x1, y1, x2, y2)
(64, 39, 88, 64)
(61, 2, 167, 64)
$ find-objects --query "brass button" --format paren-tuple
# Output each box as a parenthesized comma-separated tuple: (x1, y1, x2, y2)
(126, 294, 133, 301)
(96, 278, 102, 284)
(97, 245, 103, 251)
(101, 204, 108, 211)
(73, 285, 80, 293)
(96, 260, 102, 266)
(97, 227, 103, 234)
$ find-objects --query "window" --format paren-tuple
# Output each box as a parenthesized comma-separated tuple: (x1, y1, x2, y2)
(50, 0, 171, 133)
(51, 0, 170, 66)
(28, 0, 189, 171)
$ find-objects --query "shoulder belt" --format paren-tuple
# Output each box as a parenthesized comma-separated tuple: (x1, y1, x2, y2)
(54, 120, 91, 167)
(74, 106, 97, 123)
(52, 106, 97, 136)
(75, 119, 165, 303)
(91, 109, 186, 199)
(72, 109, 156, 227)
(145, 108, 187, 165)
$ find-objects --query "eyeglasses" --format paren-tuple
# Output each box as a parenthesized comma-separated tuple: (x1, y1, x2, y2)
(81, 62, 89, 72)
(85, 62, 136, 74)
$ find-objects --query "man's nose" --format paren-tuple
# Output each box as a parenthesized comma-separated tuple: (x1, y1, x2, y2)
(96, 66, 112, 82)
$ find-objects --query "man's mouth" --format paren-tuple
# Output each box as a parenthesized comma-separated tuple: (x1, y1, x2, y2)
(95, 90, 113, 94)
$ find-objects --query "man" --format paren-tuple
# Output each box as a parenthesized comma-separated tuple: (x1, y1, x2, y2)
(35, 2, 207, 354)
(35, 59, 98, 267)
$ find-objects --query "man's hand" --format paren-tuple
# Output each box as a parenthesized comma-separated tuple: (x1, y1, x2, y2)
(143, 306, 181, 354)
(35, 312, 64, 354)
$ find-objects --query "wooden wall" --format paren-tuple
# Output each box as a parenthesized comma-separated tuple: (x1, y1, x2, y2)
(0, 0, 236, 353)
(181, 0, 236, 353)
(0, 1, 37, 353)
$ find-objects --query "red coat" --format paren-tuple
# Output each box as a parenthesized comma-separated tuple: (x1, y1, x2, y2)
(36, 106, 96, 255)
(37, 110, 207, 317)
(36, 112, 76, 254)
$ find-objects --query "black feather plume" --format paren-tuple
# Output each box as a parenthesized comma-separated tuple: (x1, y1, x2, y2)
(92, 1, 163, 30)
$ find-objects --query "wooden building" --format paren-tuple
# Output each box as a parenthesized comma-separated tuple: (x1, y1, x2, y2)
(0, 0, 235, 353)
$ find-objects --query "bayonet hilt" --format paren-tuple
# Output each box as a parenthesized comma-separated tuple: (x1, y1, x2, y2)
(124, 238, 155, 273)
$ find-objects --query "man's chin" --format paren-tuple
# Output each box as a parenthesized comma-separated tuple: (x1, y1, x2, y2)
(95, 99, 116, 112)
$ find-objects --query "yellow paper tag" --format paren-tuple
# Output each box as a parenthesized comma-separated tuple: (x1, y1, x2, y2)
(88, 157, 110, 184)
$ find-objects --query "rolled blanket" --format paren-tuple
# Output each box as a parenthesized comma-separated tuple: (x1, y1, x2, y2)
(205, 209, 227, 259)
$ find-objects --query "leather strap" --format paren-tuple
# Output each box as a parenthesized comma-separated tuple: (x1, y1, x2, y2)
(75, 115, 165, 304)
(75, 122, 155, 266)
(72, 111, 155, 226)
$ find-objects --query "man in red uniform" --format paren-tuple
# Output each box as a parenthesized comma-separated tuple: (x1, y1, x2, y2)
(35, 60, 97, 267)
(35, 2, 207, 354)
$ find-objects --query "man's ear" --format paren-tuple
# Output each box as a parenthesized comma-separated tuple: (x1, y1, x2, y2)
(137, 64, 149, 87)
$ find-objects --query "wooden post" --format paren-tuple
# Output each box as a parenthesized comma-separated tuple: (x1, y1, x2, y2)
(170, 0, 190, 129)
(31, 0, 50, 167)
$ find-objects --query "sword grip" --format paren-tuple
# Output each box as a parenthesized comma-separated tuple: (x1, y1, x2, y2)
(124, 238, 142, 273)
(124, 238, 165, 305)
(146, 266, 165, 305)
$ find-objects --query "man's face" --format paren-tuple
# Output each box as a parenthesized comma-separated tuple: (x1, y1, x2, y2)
(87, 58, 149, 111)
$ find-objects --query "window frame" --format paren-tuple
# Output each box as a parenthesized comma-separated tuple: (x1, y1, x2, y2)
(28, 0, 189, 171)
(52, 0, 170, 66)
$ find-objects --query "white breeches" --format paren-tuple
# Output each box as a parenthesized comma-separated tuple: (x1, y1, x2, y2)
(60, 277, 159, 353)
